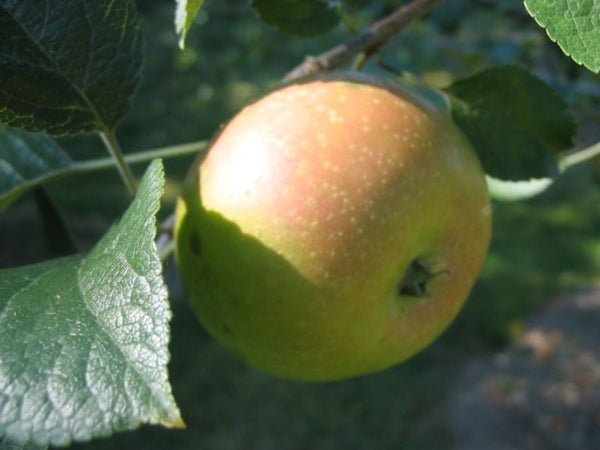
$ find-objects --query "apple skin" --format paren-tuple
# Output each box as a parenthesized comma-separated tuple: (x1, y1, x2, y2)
(175, 72, 491, 381)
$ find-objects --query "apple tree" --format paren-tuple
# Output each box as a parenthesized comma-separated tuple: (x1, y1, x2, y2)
(0, 0, 599, 448)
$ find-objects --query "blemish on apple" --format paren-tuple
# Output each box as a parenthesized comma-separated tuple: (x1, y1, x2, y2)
(189, 231, 202, 256)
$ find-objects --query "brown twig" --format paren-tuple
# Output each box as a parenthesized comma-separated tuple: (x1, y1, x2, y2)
(283, 0, 446, 82)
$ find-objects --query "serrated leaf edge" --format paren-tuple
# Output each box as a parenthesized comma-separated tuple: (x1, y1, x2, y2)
(523, 0, 600, 73)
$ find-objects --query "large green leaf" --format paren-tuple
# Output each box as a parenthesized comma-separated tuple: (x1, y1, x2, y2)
(0, 160, 183, 448)
(250, 0, 340, 37)
(175, 0, 205, 49)
(0, 125, 72, 211)
(444, 65, 577, 181)
(525, 0, 600, 73)
(0, 0, 143, 135)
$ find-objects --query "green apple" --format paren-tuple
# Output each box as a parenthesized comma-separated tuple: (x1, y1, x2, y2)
(175, 72, 491, 381)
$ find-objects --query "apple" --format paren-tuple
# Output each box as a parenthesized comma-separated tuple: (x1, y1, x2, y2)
(175, 72, 491, 381)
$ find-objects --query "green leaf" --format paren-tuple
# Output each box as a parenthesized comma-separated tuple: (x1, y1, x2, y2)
(0, 160, 184, 448)
(175, 0, 205, 49)
(0, 127, 208, 211)
(486, 175, 554, 202)
(525, 0, 600, 73)
(250, 0, 340, 37)
(444, 65, 577, 181)
(0, 125, 72, 211)
(0, 436, 46, 450)
(0, 0, 143, 135)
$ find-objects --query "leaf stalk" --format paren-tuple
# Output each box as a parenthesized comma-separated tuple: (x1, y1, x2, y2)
(99, 129, 139, 196)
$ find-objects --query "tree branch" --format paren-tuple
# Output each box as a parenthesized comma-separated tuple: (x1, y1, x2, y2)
(563, 140, 600, 170)
(283, 0, 446, 82)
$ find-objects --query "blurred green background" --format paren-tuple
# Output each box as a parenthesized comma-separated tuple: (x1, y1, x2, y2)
(2, 0, 599, 448)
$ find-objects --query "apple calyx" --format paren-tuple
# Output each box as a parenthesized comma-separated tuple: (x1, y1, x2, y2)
(397, 259, 449, 298)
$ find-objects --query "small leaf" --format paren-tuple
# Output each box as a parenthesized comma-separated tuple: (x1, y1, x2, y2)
(525, 0, 600, 73)
(250, 0, 340, 37)
(0, 125, 72, 211)
(175, 0, 205, 49)
(0, 160, 184, 448)
(0, 0, 143, 135)
(486, 175, 554, 202)
(444, 65, 577, 181)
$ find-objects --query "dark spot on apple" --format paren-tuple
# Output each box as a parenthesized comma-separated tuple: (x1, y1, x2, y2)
(223, 324, 233, 336)
(218, 321, 235, 340)
(190, 231, 202, 256)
